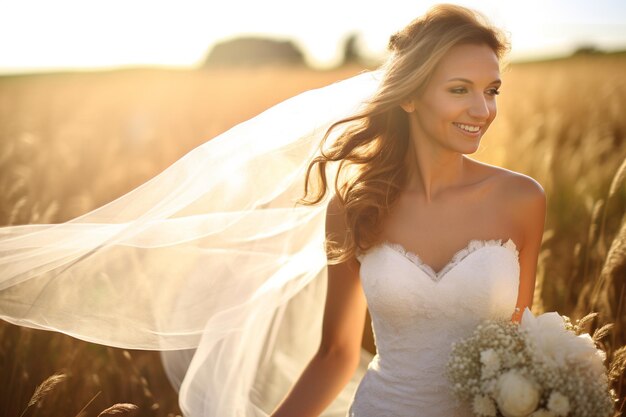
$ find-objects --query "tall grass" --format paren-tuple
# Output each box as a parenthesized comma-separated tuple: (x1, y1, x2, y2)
(0, 56, 624, 415)
(491, 54, 626, 411)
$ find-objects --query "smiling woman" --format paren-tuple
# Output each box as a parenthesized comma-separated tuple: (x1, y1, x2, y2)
(265, 4, 548, 417)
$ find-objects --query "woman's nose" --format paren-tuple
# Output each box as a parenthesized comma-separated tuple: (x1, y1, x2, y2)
(468, 94, 490, 120)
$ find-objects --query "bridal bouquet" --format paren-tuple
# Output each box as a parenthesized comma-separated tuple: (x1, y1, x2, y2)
(445, 308, 616, 417)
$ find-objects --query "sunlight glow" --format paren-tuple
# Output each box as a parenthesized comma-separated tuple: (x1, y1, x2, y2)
(0, 0, 625, 74)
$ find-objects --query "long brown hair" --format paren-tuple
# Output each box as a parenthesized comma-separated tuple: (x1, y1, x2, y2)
(297, 4, 510, 264)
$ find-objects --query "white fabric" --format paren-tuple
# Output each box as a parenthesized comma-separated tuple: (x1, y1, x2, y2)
(348, 238, 520, 416)
(0, 70, 382, 416)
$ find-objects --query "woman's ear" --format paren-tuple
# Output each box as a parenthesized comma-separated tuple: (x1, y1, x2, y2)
(400, 98, 415, 113)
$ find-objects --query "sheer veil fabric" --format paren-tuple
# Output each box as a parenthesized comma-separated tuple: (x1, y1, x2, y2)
(0, 70, 382, 416)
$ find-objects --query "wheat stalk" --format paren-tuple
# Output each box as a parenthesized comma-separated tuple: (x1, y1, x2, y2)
(601, 219, 626, 278)
(575, 312, 599, 334)
(19, 372, 67, 417)
(608, 156, 626, 198)
(591, 218, 626, 312)
(74, 390, 102, 417)
(593, 323, 615, 343)
(97, 403, 139, 416)
(609, 345, 626, 383)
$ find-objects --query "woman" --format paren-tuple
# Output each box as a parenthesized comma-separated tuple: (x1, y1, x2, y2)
(270, 4, 546, 417)
(0, 4, 545, 417)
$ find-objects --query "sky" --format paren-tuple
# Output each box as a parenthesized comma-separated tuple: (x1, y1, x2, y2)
(1, 0, 625, 74)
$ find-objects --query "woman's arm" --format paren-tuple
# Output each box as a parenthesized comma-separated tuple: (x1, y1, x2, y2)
(509, 175, 547, 323)
(270, 196, 368, 417)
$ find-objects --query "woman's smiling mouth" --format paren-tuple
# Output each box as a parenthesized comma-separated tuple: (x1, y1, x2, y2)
(453, 122, 482, 136)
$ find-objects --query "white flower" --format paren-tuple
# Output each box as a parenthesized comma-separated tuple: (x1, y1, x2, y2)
(495, 370, 540, 417)
(573, 333, 608, 377)
(520, 308, 603, 370)
(472, 394, 497, 417)
(529, 409, 556, 417)
(547, 392, 570, 416)
(481, 378, 498, 396)
(480, 349, 501, 379)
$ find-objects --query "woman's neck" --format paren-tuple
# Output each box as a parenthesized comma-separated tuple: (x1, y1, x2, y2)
(403, 141, 468, 204)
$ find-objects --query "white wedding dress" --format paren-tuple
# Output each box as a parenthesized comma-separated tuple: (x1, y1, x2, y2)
(347, 238, 520, 417)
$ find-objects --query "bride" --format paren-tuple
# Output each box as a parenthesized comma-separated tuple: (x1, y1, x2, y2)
(269, 4, 546, 417)
(0, 4, 546, 417)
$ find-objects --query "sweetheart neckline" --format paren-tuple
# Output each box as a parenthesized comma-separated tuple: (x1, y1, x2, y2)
(371, 238, 519, 282)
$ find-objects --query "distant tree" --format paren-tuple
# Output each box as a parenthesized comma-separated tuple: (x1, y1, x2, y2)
(203, 37, 306, 68)
(340, 32, 383, 68)
(342, 33, 361, 65)
(572, 45, 603, 56)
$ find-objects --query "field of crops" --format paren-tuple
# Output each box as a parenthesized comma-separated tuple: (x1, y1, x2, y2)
(0, 54, 624, 416)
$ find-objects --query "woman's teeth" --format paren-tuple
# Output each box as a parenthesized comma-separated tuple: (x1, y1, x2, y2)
(454, 123, 480, 133)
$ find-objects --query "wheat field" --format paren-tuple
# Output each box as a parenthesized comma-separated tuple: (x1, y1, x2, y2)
(0, 55, 624, 416)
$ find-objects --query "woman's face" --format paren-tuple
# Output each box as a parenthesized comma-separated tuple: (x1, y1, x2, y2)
(404, 43, 501, 154)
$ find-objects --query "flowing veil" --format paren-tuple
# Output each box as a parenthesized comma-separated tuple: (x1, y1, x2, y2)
(0, 69, 382, 416)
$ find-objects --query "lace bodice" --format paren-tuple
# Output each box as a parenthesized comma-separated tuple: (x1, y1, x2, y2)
(380, 238, 519, 281)
(347, 238, 520, 417)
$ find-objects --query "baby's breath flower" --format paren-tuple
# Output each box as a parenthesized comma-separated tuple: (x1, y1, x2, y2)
(546, 392, 570, 416)
(480, 378, 497, 396)
(472, 394, 497, 417)
(480, 349, 501, 379)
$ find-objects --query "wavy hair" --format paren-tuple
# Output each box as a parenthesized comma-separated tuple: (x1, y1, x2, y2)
(297, 4, 510, 264)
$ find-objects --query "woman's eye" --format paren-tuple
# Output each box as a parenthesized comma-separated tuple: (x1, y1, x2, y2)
(449, 87, 500, 95)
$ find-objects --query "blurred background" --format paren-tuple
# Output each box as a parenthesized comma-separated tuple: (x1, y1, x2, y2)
(0, 0, 625, 416)
(1, 0, 626, 72)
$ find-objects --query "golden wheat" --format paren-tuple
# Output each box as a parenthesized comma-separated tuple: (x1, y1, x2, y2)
(575, 312, 600, 335)
(97, 403, 139, 416)
(1, 55, 625, 415)
(609, 346, 626, 383)
(593, 323, 616, 343)
(609, 157, 626, 198)
(19, 372, 67, 417)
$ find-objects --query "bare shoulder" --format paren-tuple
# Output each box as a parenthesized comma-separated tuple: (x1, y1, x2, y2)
(469, 158, 545, 203)
(494, 167, 546, 206)
(475, 161, 547, 250)
(498, 169, 547, 237)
